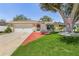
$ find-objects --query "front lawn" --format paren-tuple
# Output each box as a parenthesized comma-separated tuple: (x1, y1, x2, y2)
(12, 33, 79, 56)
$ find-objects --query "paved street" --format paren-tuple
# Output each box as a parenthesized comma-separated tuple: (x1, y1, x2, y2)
(0, 32, 32, 56)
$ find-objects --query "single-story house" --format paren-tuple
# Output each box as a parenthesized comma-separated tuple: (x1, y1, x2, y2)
(53, 22, 65, 32)
(9, 20, 54, 32)
(9, 20, 64, 32)
(0, 20, 8, 32)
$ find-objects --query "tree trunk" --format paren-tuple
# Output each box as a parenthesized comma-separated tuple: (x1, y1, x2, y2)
(57, 4, 79, 33)
(69, 4, 79, 33)
(60, 4, 79, 33)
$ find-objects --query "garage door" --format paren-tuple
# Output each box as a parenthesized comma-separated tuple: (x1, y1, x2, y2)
(13, 23, 33, 32)
(14, 28, 33, 32)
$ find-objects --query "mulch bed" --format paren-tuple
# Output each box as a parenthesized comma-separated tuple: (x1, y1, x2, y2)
(22, 32, 44, 45)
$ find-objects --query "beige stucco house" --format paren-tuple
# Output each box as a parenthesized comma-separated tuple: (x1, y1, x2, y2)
(9, 20, 53, 32)
(9, 20, 64, 32)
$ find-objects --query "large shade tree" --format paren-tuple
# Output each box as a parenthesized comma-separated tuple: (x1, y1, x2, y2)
(40, 3, 65, 20)
(13, 15, 30, 21)
(40, 15, 52, 22)
(40, 3, 79, 33)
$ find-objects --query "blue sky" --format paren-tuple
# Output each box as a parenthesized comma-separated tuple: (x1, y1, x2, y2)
(0, 3, 63, 22)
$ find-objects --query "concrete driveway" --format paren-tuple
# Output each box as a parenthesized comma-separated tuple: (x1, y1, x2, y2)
(0, 32, 32, 56)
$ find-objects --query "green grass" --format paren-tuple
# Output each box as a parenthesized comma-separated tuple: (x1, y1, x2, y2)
(12, 33, 79, 56)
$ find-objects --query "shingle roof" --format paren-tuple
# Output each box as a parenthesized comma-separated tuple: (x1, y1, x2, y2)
(9, 20, 54, 24)
(9, 20, 40, 24)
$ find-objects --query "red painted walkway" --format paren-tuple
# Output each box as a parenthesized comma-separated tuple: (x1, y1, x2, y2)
(22, 32, 44, 45)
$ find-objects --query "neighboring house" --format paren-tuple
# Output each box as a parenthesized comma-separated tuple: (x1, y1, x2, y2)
(0, 20, 7, 26)
(53, 22, 65, 32)
(0, 20, 8, 32)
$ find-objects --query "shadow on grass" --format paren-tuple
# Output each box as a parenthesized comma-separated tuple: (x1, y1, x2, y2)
(46, 32, 59, 35)
(60, 36, 79, 45)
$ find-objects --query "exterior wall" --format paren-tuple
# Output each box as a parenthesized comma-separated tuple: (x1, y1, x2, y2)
(54, 24, 59, 31)
(40, 24, 48, 32)
(11, 21, 64, 32)
(32, 24, 37, 31)
(54, 24, 64, 32)
(13, 23, 33, 28)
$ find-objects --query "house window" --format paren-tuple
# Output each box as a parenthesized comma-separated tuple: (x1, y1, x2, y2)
(47, 25, 51, 30)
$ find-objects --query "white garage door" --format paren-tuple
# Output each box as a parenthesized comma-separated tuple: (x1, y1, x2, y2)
(14, 28, 33, 32)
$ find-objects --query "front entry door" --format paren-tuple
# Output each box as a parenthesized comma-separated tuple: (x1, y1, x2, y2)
(37, 24, 40, 31)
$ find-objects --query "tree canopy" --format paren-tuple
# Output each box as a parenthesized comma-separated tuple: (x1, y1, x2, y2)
(40, 3, 74, 20)
(13, 15, 30, 21)
(40, 3, 79, 32)
(40, 15, 53, 22)
(40, 3, 61, 12)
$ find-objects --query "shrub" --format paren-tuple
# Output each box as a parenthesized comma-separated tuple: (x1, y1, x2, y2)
(4, 26, 12, 33)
